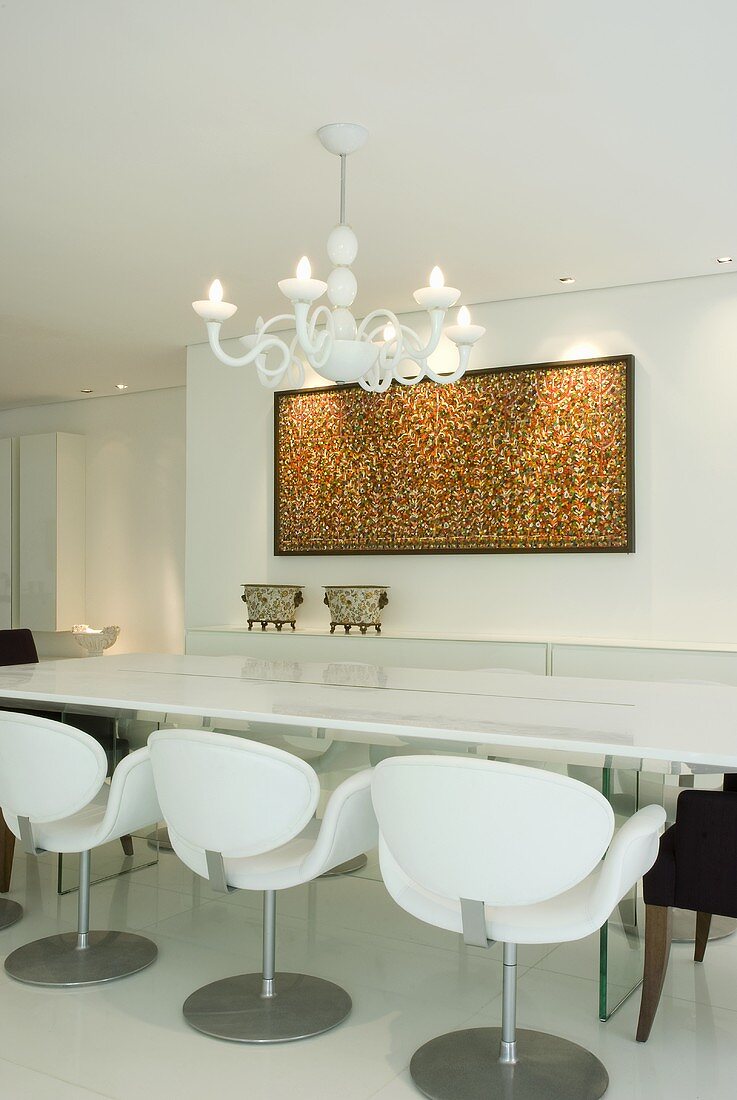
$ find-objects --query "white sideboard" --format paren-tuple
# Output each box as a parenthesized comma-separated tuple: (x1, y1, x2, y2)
(186, 626, 548, 673)
(186, 625, 737, 684)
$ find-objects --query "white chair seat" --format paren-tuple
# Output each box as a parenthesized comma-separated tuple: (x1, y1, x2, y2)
(6, 786, 110, 853)
(171, 817, 319, 891)
(166, 769, 375, 892)
(3, 748, 161, 854)
(381, 806, 664, 945)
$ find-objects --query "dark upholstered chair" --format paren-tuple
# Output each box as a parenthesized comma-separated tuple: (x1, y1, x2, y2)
(0, 628, 38, 666)
(0, 629, 133, 895)
(636, 774, 737, 1042)
(0, 629, 130, 770)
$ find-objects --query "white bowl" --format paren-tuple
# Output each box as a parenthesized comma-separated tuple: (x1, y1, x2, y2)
(72, 625, 120, 657)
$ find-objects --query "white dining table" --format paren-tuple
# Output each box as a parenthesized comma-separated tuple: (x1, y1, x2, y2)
(2, 651, 736, 1023)
(0, 651, 736, 772)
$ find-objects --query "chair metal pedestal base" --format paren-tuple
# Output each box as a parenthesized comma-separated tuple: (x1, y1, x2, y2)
(671, 909, 737, 944)
(320, 853, 368, 877)
(0, 898, 23, 930)
(410, 1028, 609, 1100)
(183, 971, 352, 1043)
(4, 931, 158, 987)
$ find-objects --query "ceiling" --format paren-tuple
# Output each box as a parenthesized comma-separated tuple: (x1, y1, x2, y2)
(1, 0, 736, 409)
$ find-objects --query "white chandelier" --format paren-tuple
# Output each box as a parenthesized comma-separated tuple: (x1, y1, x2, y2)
(192, 123, 485, 392)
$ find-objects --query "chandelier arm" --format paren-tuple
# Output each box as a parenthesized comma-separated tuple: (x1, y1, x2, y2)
(392, 368, 427, 386)
(381, 327, 429, 384)
(395, 310, 445, 362)
(358, 362, 394, 393)
(357, 310, 407, 372)
(423, 345, 472, 385)
(357, 309, 402, 341)
(289, 358, 306, 388)
(294, 303, 334, 370)
(253, 353, 293, 381)
(255, 368, 284, 391)
(307, 305, 335, 341)
(256, 352, 305, 390)
(285, 336, 307, 389)
(206, 322, 292, 374)
(360, 322, 428, 384)
(258, 314, 298, 334)
(306, 305, 336, 371)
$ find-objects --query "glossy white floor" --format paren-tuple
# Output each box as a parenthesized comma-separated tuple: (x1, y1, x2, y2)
(0, 845, 734, 1100)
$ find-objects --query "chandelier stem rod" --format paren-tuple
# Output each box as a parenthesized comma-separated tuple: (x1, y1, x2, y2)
(340, 154, 346, 224)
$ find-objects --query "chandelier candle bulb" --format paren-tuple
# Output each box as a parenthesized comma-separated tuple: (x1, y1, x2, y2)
(277, 255, 328, 303)
(413, 266, 461, 311)
(444, 305, 486, 346)
(192, 279, 238, 322)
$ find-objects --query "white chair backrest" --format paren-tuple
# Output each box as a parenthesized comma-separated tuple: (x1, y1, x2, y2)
(148, 728, 320, 858)
(0, 711, 108, 823)
(372, 756, 615, 908)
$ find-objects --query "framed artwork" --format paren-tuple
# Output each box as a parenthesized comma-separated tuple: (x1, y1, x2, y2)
(274, 355, 634, 555)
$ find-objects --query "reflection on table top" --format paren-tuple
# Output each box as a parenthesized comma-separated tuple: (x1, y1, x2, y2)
(0, 653, 736, 770)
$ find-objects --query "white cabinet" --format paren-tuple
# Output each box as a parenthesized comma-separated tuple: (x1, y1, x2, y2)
(0, 438, 13, 630)
(550, 641, 737, 685)
(19, 433, 85, 632)
(186, 627, 549, 673)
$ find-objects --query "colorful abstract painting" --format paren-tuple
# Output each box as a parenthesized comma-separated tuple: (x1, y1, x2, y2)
(274, 356, 634, 555)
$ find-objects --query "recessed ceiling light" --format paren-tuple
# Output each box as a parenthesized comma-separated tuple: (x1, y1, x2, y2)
(115, 383, 128, 391)
(716, 256, 733, 264)
(80, 388, 93, 394)
(559, 276, 576, 284)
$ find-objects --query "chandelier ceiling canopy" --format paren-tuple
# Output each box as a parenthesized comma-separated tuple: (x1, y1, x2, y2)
(193, 123, 485, 392)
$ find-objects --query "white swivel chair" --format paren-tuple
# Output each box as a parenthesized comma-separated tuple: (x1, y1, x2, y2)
(148, 728, 378, 1043)
(371, 756, 665, 1100)
(0, 711, 161, 986)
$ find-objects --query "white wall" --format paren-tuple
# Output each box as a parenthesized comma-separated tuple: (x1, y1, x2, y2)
(186, 273, 737, 644)
(0, 387, 185, 655)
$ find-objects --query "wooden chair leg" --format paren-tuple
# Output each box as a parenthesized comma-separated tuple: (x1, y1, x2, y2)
(120, 834, 134, 857)
(637, 904, 672, 1042)
(694, 911, 713, 963)
(0, 809, 15, 893)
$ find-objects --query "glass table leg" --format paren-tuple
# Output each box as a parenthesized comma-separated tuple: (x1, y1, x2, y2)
(598, 766, 661, 1021)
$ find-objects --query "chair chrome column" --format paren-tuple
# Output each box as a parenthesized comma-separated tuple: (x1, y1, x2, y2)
(0, 898, 22, 930)
(410, 940, 609, 1100)
(5, 850, 157, 987)
(183, 888, 352, 1043)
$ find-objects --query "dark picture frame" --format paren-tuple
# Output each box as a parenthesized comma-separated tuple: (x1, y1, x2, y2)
(274, 355, 635, 556)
